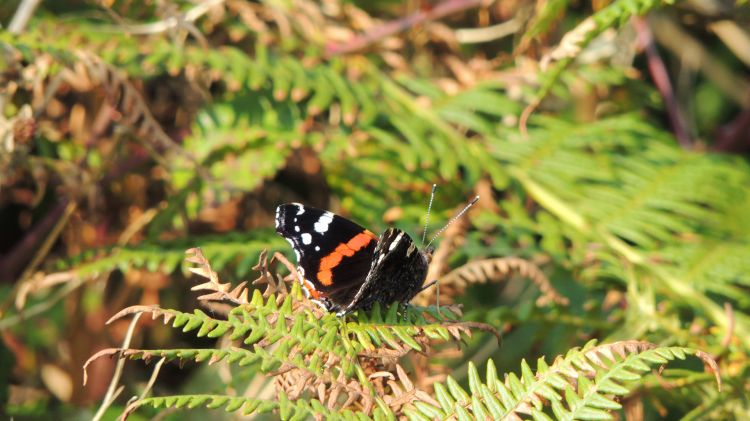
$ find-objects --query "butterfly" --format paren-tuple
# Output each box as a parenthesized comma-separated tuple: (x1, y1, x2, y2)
(275, 189, 478, 316)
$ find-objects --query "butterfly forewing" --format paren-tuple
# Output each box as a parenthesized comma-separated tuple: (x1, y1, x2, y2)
(275, 203, 378, 305)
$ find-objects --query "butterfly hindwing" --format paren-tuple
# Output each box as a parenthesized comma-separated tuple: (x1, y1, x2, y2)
(275, 203, 378, 307)
(338, 228, 429, 315)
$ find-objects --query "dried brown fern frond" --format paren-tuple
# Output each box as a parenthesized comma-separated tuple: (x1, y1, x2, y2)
(185, 247, 250, 305)
(272, 304, 492, 415)
(275, 364, 377, 415)
(86, 246, 508, 418)
(436, 257, 569, 306)
(381, 364, 439, 413)
(69, 52, 180, 152)
(252, 251, 296, 298)
(60, 51, 206, 180)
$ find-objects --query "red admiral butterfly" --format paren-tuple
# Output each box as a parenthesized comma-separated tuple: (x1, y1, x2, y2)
(275, 189, 478, 316)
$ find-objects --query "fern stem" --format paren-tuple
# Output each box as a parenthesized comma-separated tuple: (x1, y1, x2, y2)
(512, 167, 750, 350)
(509, 168, 588, 231)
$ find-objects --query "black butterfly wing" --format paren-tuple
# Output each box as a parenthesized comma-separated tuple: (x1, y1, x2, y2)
(337, 228, 429, 315)
(275, 203, 378, 309)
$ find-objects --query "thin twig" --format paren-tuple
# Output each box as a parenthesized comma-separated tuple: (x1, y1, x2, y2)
(709, 20, 750, 67)
(0, 279, 83, 329)
(326, 0, 487, 56)
(137, 357, 166, 401)
(649, 13, 750, 108)
(518, 98, 539, 138)
(0, 199, 70, 284)
(92, 311, 144, 421)
(127, 357, 170, 421)
(454, 18, 521, 44)
(14, 271, 75, 310)
(7, 0, 42, 34)
(101, 0, 226, 35)
(0, 200, 77, 314)
(119, 357, 166, 420)
(633, 17, 692, 149)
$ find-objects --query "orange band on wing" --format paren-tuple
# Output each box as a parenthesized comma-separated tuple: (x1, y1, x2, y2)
(317, 230, 376, 286)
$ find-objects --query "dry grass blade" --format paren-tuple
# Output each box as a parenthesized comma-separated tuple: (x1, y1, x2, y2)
(440, 257, 569, 306)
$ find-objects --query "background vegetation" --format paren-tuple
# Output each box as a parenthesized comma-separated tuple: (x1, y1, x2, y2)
(1, 0, 748, 419)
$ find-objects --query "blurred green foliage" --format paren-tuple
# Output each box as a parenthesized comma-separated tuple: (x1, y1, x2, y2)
(1, 0, 748, 419)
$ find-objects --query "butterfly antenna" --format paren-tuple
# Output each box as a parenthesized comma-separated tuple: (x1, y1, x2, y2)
(421, 184, 437, 246)
(425, 195, 479, 249)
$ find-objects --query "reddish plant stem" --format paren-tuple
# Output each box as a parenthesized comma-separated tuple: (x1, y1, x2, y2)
(0, 104, 149, 281)
(0, 200, 69, 282)
(633, 17, 692, 149)
(326, 0, 485, 57)
(714, 106, 750, 153)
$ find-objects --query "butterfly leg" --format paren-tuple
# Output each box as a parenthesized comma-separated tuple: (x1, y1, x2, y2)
(420, 279, 441, 316)
(398, 301, 411, 321)
(420, 280, 437, 292)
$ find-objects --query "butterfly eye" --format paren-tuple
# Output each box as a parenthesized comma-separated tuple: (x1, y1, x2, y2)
(424, 247, 434, 262)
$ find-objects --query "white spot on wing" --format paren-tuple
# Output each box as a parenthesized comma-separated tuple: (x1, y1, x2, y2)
(315, 246, 320, 252)
(295, 226, 300, 232)
(301, 233, 312, 245)
(312, 299, 329, 310)
(295, 204, 305, 215)
(275, 207, 280, 228)
(314, 212, 334, 233)
(389, 232, 404, 251)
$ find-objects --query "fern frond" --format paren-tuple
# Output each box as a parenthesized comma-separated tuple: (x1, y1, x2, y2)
(88, 272, 489, 418)
(124, 392, 391, 420)
(489, 115, 750, 348)
(56, 231, 286, 279)
(379, 364, 440, 413)
(406, 340, 720, 420)
(348, 303, 494, 356)
(518, 0, 572, 51)
(185, 246, 264, 305)
(86, 291, 360, 384)
(439, 257, 569, 306)
(657, 240, 750, 309)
